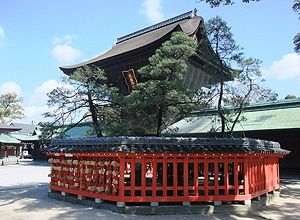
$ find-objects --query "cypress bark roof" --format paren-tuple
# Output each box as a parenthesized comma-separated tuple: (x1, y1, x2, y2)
(45, 136, 289, 155)
(60, 10, 202, 74)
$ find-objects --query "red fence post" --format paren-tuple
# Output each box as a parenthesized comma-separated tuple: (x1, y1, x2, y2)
(183, 157, 188, 199)
(119, 156, 125, 200)
(243, 158, 250, 197)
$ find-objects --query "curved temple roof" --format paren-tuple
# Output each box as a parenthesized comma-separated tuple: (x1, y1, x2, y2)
(45, 136, 289, 155)
(60, 10, 204, 74)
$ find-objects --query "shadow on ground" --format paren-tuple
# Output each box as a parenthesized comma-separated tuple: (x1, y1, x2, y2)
(18, 160, 50, 167)
(0, 185, 260, 220)
(255, 184, 300, 220)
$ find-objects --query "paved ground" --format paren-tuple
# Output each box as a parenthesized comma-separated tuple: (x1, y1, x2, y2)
(0, 161, 299, 220)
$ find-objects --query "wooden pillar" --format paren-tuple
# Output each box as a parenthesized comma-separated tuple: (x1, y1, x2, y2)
(119, 156, 125, 199)
(163, 158, 167, 197)
(130, 156, 135, 196)
(194, 159, 199, 196)
(243, 158, 250, 197)
(224, 158, 229, 196)
(234, 158, 239, 196)
(183, 157, 188, 198)
(204, 158, 208, 197)
(214, 159, 218, 196)
(152, 158, 157, 197)
(173, 157, 178, 197)
(141, 156, 146, 197)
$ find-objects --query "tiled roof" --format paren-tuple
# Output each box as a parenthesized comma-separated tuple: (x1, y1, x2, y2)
(45, 136, 289, 155)
(10, 133, 40, 141)
(10, 123, 37, 134)
(0, 134, 21, 144)
(169, 98, 300, 134)
(0, 123, 21, 133)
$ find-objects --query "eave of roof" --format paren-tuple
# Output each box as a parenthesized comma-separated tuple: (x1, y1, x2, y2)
(0, 134, 21, 144)
(10, 134, 40, 141)
(60, 15, 203, 74)
(0, 123, 21, 133)
(10, 123, 37, 134)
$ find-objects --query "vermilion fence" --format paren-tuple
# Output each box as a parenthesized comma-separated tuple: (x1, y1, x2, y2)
(46, 137, 288, 206)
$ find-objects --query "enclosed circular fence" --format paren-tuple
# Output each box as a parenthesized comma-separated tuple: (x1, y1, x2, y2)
(45, 137, 289, 207)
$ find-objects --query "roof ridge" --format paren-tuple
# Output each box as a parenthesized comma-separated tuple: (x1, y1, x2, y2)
(116, 9, 197, 44)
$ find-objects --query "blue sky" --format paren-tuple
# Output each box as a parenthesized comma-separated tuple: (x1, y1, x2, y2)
(0, 0, 299, 124)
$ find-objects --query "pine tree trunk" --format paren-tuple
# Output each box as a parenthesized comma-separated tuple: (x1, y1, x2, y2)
(156, 106, 163, 136)
(87, 90, 103, 138)
(217, 74, 226, 135)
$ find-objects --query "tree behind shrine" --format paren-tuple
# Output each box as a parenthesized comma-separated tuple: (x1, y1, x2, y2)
(42, 65, 120, 138)
(106, 31, 208, 136)
(0, 93, 24, 123)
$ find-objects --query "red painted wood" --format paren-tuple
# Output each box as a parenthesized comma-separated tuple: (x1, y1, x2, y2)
(214, 161, 218, 196)
(119, 157, 125, 198)
(204, 159, 208, 197)
(173, 157, 178, 197)
(131, 157, 135, 197)
(194, 161, 198, 196)
(47, 152, 283, 204)
(183, 157, 188, 198)
(163, 160, 167, 197)
(234, 159, 239, 196)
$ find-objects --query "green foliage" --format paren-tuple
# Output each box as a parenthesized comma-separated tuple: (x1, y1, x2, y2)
(205, 16, 243, 65)
(293, 1, 300, 53)
(199, 0, 300, 54)
(0, 93, 24, 123)
(294, 33, 300, 54)
(197, 0, 261, 8)
(285, 94, 298, 99)
(205, 17, 277, 136)
(118, 32, 199, 135)
(42, 65, 120, 138)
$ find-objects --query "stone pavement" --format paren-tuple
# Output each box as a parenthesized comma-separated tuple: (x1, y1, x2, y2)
(0, 161, 299, 220)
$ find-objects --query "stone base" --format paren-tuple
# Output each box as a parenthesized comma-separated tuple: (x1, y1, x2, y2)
(48, 189, 279, 215)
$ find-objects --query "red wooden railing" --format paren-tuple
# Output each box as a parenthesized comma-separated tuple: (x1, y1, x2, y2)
(47, 152, 283, 204)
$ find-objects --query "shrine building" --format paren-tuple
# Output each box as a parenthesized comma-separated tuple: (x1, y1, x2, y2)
(59, 9, 235, 94)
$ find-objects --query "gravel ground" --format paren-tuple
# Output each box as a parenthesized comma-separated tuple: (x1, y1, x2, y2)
(0, 161, 299, 220)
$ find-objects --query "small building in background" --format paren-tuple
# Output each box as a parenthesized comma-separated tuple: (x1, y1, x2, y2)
(0, 123, 21, 165)
(10, 123, 42, 159)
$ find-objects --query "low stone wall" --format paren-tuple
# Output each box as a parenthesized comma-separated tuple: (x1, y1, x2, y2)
(48, 188, 280, 215)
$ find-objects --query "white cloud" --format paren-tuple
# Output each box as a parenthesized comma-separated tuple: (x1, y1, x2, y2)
(262, 53, 300, 80)
(20, 105, 51, 124)
(30, 79, 72, 102)
(34, 79, 61, 94)
(51, 34, 82, 65)
(0, 25, 4, 39)
(140, 0, 164, 23)
(52, 44, 82, 65)
(0, 81, 22, 96)
(1, 79, 75, 124)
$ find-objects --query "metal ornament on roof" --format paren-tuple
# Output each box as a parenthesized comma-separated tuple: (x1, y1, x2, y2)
(116, 9, 198, 44)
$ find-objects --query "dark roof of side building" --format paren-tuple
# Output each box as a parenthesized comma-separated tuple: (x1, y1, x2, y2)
(10, 123, 38, 134)
(0, 123, 21, 133)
